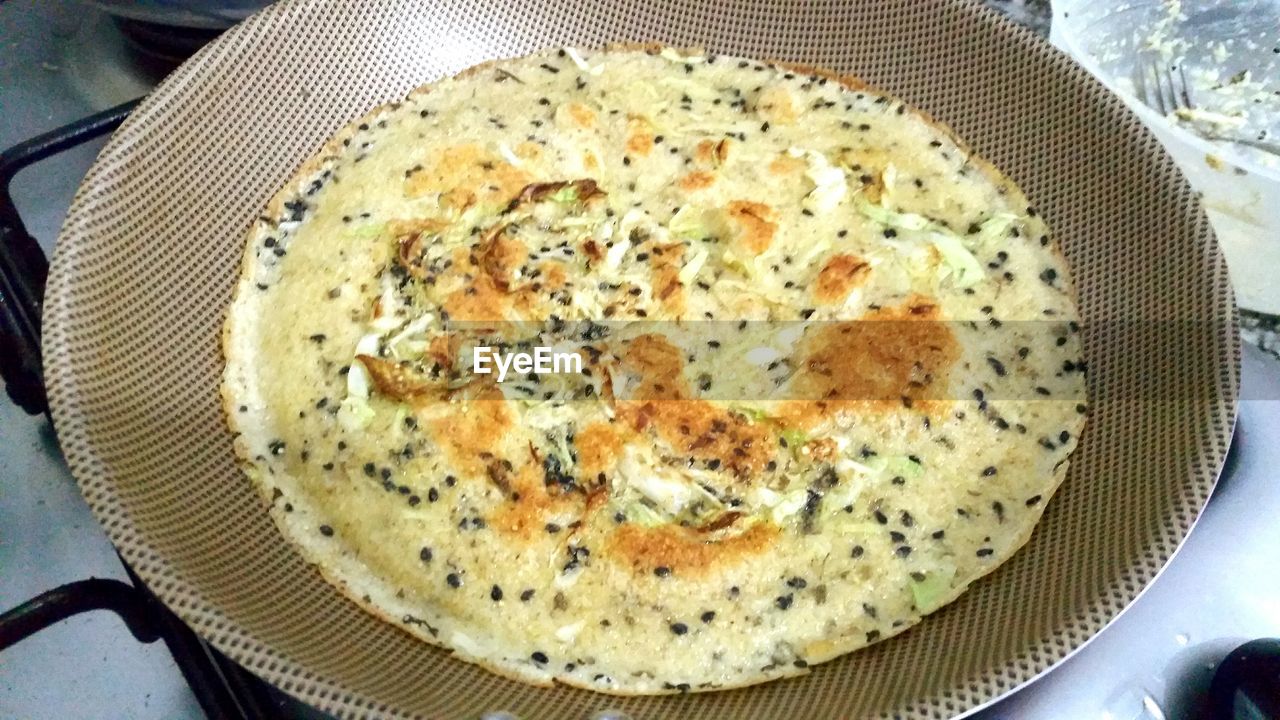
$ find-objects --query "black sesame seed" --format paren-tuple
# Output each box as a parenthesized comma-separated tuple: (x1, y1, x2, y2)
(701, 610, 716, 623)
(490, 585, 503, 601)
(319, 525, 334, 537)
(851, 545, 864, 558)
(775, 594, 794, 610)
(895, 545, 913, 557)
(976, 548, 994, 557)
(883, 228, 898, 238)
(654, 566, 672, 578)
(1026, 495, 1043, 507)
(670, 622, 689, 635)
(520, 589, 535, 601)
(446, 573, 462, 588)
(786, 576, 807, 589)
(531, 651, 549, 663)
(419, 547, 432, 562)
(982, 466, 997, 477)
(987, 357, 1007, 377)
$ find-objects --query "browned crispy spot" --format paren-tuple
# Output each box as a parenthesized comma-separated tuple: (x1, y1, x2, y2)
(506, 179, 605, 213)
(443, 274, 511, 321)
(756, 85, 798, 124)
(693, 139, 732, 167)
(562, 102, 597, 128)
(777, 294, 957, 429)
(768, 154, 805, 176)
(647, 242, 686, 317)
(538, 260, 569, 291)
(616, 335, 775, 476)
(424, 335, 455, 374)
(606, 521, 779, 576)
(814, 253, 871, 304)
(678, 170, 717, 191)
(476, 224, 528, 291)
(404, 143, 530, 210)
(356, 355, 442, 401)
(726, 200, 778, 255)
(514, 141, 542, 160)
(695, 511, 743, 533)
(625, 116, 655, 157)
(393, 219, 450, 280)
(491, 461, 578, 538)
(836, 148, 892, 204)
(576, 422, 624, 481)
(424, 391, 513, 479)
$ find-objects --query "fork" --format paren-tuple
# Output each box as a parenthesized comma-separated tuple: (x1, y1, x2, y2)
(1139, 60, 1280, 156)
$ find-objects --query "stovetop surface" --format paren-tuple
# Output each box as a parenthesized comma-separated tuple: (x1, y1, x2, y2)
(2, 1, 1277, 718)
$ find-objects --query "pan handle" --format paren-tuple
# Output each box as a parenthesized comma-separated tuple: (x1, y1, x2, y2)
(0, 99, 142, 416)
(0, 578, 162, 648)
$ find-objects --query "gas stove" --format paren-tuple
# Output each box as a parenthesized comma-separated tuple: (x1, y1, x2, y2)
(2, 2, 1278, 718)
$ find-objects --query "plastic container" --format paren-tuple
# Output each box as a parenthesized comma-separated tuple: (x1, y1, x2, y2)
(1051, 0, 1280, 314)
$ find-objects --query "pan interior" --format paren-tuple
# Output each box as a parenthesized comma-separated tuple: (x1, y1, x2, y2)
(41, 0, 1238, 717)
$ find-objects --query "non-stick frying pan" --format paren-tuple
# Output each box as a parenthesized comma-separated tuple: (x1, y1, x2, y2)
(40, 0, 1239, 717)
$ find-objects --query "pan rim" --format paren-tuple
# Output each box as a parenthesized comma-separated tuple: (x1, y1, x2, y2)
(40, 0, 1242, 716)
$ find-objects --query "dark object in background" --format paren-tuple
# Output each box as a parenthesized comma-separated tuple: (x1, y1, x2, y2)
(1211, 639, 1280, 720)
(84, 0, 272, 30)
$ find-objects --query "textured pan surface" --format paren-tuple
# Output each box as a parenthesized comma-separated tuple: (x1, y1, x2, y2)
(42, 0, 1238, 717)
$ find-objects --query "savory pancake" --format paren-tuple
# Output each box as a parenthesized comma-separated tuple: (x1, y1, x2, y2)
(222, 45, 1086, 694)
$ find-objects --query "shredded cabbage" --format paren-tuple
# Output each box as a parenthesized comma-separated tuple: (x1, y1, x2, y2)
(668, 205, 711, 240)
(910, 565, 957, 613)
(770, 488, 813, 523)
(336, 396, 375, 431)
(678, 246, 709, 285)
(853, 194, 986, 288)
(853, 194, 933, 231)
(659, 47, 704, 64)
(550, 185, 580, 203)
(930, 231, 985, 288)
(788, 147, 848, 214)
(781, 428, 807, 449)
(616, 447, 694, 515)
(497, 142, 522, 166)
(564, 47, 603, 76)
(349, 222, 386, 240)
(744, 345, 783, 366)
(555, 621, 586, 643)
(623, 501, 667, 527)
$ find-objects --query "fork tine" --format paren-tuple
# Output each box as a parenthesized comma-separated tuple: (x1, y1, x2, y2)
(1149, 62, 1167, 115)
(1177, 65, 1193, 110)
(1161, 64, 1178, 115)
